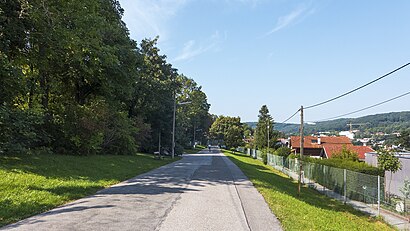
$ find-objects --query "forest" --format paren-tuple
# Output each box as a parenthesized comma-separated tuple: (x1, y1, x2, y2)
(0, 0, 212, 156)
(248, 111, 410, 135)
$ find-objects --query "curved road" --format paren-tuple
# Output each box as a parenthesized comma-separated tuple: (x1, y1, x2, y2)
(3, 149, 282, 231)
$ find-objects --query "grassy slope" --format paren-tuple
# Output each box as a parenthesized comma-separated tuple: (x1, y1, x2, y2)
(223, 151, 394, 231)
(0, 153, 178, 227)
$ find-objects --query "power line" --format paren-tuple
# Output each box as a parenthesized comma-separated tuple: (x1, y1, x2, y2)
(312, 90, 410, 122)
(305, 63, 410, 110)
(281, 108, 300, 123)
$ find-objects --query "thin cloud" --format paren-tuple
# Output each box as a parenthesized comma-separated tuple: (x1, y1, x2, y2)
(119, 0, 189, 41)
(266, 5, 309, 35)
(174, 31, 224, 62)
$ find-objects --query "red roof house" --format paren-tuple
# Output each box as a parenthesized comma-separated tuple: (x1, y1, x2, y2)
(321, 145, 374, 160)
(290, 136, 352, 157)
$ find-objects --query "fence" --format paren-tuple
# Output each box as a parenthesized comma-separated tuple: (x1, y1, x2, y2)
(239, 147, 409, 219)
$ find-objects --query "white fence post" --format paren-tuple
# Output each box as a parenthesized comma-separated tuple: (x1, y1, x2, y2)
(344, 169, 347, 204)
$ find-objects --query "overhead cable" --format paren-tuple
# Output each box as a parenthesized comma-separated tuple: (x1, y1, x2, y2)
(313, 90, 410, 122)
(305, 63, 410, 110)
(281, 109, 301, 123)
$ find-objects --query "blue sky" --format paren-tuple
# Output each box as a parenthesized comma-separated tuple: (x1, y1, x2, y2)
(118, 0, 410, 123)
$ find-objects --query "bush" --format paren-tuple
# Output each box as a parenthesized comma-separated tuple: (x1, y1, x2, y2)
(275, 147, 291, 157)
(0, 105, 47, 155)
(331, 145, 359, 161)
(261, 149, 268, 165)
(306, 157, 383, 176)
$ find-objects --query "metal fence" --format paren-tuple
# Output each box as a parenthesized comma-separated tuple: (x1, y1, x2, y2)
(239, 148, 409, 219)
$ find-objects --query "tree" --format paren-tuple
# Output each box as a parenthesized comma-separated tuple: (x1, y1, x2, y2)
(175, 75, 211, 148)
(378, 149, 402, 199)
(209, 116, 244, 149)
(254, 105, 276, 149)
(396, 129, 410, 150)
(0, 0, 211, 156)
(332, 146, 359, 161)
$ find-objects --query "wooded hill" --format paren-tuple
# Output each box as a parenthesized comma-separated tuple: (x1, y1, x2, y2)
(246, 111, 410, 135)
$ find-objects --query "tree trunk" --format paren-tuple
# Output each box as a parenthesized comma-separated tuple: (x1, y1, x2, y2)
(38, 43, 51, 123)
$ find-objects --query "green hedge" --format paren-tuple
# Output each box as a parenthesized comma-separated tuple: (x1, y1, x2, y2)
(305, 157, 383, 176)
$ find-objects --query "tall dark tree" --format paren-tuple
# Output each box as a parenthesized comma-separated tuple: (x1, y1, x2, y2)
(254, 105, 276, 149)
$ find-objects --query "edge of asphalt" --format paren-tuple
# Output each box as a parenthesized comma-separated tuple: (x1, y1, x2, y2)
(220, 151, 283, 231)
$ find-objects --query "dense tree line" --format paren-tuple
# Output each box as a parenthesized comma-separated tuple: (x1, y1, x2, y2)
(209, 116, 244, 149)
(0, 0, 211, 155)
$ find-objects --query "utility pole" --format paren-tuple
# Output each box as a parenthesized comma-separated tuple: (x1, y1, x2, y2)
(172, 99, 191, 159)
(267, 124, 270, 151)
(298, 106, 304, 196)
(193, 124, 196, 148)
(158, 131, 161, 159)
(172, 94, 176, 159)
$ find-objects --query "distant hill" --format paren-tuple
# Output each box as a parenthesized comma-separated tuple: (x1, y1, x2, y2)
(245, 111, 410, 135)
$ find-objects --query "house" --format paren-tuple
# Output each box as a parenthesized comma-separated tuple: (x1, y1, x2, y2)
(321, 144, 374, 160)
(289, 135, 352, 157)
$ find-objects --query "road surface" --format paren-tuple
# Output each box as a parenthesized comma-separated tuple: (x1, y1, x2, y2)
(3, 149, 282, 231)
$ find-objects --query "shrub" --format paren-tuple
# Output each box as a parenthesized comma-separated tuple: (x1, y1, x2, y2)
(0, 105, 46, 155)
(275, 147, 291, 157)
(305, 157, 383, 176)
(331, 145, 359, 161)
(261, 149, 268, 165)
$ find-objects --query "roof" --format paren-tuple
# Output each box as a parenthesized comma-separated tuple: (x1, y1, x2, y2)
(290, 136, 351, 149)
(322, 144, 374, 159)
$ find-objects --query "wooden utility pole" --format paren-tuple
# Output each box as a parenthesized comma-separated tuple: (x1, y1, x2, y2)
(267, 124, 270, 150)
(158, 131, 162, 159)
(298, 106, 304, 196)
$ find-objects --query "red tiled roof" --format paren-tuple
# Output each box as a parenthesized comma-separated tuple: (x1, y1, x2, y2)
(322, 144, 374, 159)
(290, 136, 351, 149)
(352, 146, 375, 159)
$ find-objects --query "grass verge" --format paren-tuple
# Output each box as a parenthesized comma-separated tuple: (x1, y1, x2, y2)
(223, 150, 394, 231)
(0, 153, 178, 227)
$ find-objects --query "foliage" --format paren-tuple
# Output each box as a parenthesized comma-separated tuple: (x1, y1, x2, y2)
(275, 147, 292, 157)
(331, 145, 359, 161)
(378, 149, 402, 197)
(304, 157, 383, 176)
(209, 116, 244, 149)
(377, 149, 402, 174)
(250, 111, 410, 136)
(400, 180, 410, 199)
(175, 75, 211, 149)
(223, 151, 393, 231)
(395, 129, 410, 150)
(0, 152, 178, 227)
(0, 106, 46, 154)
(254, 105, 277, 149)
(261, 149, 268, 165)
(0, 0, 211, 156)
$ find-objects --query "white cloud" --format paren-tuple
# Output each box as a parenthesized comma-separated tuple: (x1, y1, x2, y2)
(174, 31, 225, 62)
(266, 5, 310, 35)
(119, 0, 189, 41)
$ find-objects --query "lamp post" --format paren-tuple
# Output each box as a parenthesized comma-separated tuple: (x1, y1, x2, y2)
(172, 99, 191, 159)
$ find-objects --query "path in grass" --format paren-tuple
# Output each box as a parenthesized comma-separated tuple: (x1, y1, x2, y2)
(224, 151, 394, 231)
(0, 153, 177, 227)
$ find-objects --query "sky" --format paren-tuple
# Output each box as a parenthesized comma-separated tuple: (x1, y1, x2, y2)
(118, 0, 410, 123)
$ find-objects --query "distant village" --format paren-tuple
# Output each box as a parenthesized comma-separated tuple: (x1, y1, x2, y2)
(278, 128, 409, 197)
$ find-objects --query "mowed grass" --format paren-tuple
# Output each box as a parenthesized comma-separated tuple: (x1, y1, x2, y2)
(223, 151, 394, 231)
(0, 153, 178, 227)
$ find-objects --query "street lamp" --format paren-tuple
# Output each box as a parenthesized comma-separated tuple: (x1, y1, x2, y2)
(172, 99, 191, 159)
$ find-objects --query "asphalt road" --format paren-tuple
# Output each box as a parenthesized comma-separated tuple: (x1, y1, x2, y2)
(3, 149, 282, 231)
